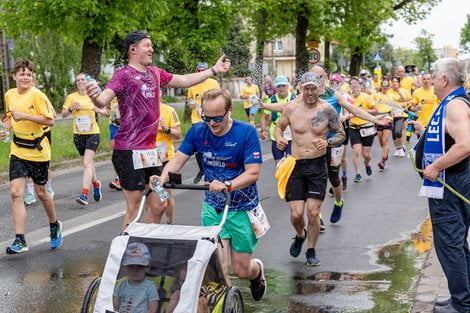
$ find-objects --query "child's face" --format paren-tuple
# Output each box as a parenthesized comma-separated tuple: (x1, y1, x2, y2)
(124, 264, 149, 283)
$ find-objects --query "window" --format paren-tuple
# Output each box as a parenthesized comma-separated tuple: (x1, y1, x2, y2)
(273, 40, 283, 52)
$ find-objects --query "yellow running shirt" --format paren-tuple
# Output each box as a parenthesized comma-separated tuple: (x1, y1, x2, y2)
(187, 78, 219, 124)
(63, 92, 100, 134)
(156, 103, 180, 161)
(5, 87, 54, 162)
(371, 92, 392, 114)
(240, 84, 260, 109)
(350, 93, 375, 126)
(412, 87, 439, 127)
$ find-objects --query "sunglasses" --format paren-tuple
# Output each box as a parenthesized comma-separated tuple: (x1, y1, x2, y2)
(201, 110, 229, 123)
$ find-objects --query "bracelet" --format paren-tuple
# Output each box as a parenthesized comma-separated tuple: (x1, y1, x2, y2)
(210, 67, 217, 76)
(164, 127, 171, 134)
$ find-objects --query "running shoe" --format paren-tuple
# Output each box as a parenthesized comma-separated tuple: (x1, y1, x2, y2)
(353, 174, 362, 183)
(320, 217, 326, 233)
(23, 193, 37, 205)
(289, 229, 306, 257)
(50, 221, 63, 250)
(341, 176, 347, 190)
(47, 188, 55, 199)
(6, 238, 29, 254)
(76, 193, 88, 205)
(328, 187, 334, 196)
(330, 200, 344, 224)
(393, 149, 401, 157)
(250, 259, 266, 301)
(305, 248, 321, 267)
(93, 181, 102, 202)
(109, 179, 122, 191)
(398, 147, 406, 158)
(193, 171, 204, 184)
(365, 165, 372, 176)
(378, 160, 385, 170)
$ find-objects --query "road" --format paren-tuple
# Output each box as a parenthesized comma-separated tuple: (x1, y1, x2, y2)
(0, 138, 430, 313)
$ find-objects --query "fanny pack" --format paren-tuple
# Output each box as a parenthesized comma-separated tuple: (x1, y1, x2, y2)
(13, 133, 46, 151)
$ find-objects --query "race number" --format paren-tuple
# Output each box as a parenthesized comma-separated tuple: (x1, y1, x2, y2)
(132, 148, 161, 170)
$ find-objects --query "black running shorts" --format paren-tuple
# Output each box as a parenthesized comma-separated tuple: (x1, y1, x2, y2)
(112, 149, 161, 191)
(349, 128, 375, 147)
(9, 155, 49, 185)
(73, 134, 100, 156)
(286, 156, 328, 202)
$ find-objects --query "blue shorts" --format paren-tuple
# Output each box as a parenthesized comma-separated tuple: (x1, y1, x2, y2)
(271, 140, 292, 161)
(109, 124, 119, 140)
(249, 106, 259, 115)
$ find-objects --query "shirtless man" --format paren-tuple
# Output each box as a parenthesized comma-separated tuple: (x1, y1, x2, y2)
(274, 72, 346, 266)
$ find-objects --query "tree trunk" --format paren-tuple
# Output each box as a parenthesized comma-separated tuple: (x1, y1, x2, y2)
(254, 9, 268, 95)
(295, 12, 309, 79)
(324, 40, 330, 67)
(349, 52, 362, 76)
(80, 36, 102, 79)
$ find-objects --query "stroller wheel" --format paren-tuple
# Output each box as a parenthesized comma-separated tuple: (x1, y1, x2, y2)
(80, 276, 101, 313)
(222, 285, 244, 313)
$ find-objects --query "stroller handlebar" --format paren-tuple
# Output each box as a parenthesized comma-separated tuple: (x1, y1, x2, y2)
(127, 184, 231, 231)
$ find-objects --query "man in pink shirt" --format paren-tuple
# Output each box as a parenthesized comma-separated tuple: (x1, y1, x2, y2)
(87, 30, 230, 229)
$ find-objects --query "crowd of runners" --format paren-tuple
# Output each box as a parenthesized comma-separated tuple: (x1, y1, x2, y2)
(0, 29, 469, 310)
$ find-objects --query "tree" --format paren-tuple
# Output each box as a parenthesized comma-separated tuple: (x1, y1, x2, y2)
(0, 0, 164, 78)
(222, 18, 252, 78)
(414, 29, 437, 72)
(460, 14, 470, 52)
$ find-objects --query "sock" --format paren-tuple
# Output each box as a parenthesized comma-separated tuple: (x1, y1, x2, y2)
(82, 188, 89, 197)
(15, 234, 25, 242)
(335, 200, 343, 206)
(46, 180, 52, 190)
(50, 221, 58, 228)
(26, 182, 34, 195)
(92, 180, 100, 188)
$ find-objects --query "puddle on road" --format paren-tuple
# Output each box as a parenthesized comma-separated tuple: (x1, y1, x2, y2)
(236, 218, 433, 313)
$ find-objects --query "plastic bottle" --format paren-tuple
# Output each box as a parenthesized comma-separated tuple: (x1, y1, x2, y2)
(85, 75, 102, 97)
(152, 178, 170, 201)
(0, 123, 10, 143)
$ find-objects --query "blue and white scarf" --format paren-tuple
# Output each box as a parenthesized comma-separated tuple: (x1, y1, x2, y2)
(417, 86, 467, 199)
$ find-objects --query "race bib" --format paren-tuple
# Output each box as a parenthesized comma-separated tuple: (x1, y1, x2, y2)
(132, 148, 161, 170)
(156, 142, 168, 164)
(359, 125, 377, 137)
(330, 145, 344, 167)
(247, 203, 271, 239)
(75, 115, 92, 133)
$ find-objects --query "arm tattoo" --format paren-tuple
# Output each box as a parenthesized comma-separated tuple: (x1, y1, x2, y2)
(325, 106, 346, 146)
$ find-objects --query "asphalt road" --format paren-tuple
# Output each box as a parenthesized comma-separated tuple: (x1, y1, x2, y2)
(0, 138, 429, 313)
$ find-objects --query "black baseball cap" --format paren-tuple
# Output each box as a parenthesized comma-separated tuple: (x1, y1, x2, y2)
(122, 30, 150, 60)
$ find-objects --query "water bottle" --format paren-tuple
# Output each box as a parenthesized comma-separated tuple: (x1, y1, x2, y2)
(152, 178, 170, 201)
(85, 75, 102, 97)
(0, 123, 10, 143)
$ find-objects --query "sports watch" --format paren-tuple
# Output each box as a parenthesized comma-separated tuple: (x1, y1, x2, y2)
(223, 180, 232, 192)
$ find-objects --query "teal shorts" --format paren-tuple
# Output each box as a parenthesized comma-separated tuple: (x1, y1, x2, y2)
(201, 202, 258, 253)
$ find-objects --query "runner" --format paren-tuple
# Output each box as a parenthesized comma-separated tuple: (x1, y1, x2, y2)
(187, 62, 220, 184)
(410, 73, 439, 130)
(274, 72, 346, 266)
(240, 76, 260, 126)
(152, 88, 267, 301)
(387, 76, 412, 157)
(1, 59, 62, 254)
(86, 30, 230, 229)
(62, 73, 107, 205)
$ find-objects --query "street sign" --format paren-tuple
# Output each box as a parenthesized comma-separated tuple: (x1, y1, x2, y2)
(373, 53, 382, 63)
(308, 48, 321, 64)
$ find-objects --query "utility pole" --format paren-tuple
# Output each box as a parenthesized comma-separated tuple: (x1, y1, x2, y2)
(0, 29, 10, 113)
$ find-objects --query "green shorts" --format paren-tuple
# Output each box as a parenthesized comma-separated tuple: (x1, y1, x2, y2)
(201, 202, 258, 253)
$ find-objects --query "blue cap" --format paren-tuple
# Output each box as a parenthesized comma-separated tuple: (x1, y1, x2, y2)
(274, 75, 289, 87)
(196, 62, 208, 70)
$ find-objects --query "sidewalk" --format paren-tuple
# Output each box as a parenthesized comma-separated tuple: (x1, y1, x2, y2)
(410, 245, 450, 312)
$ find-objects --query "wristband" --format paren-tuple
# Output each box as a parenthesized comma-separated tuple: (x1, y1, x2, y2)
(210, 67, 217, 76)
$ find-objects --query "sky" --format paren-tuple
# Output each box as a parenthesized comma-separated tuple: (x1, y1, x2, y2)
(382, 0, 469, 58)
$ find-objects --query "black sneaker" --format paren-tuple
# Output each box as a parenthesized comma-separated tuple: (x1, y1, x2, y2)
(434, 298, 451, 307)
(193, 171, 204, 184)
(250, 259, 266, 301)
(341, 176, 347, 190)
(328, 187, 334, 196)
(320, 217, 326, 232)
(289, 229, 306, 257)
(330, 200, 344, 224)
(305, 248, 321, 267)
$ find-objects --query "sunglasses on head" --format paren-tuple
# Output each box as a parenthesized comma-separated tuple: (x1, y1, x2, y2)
(201, 110, 229, 123)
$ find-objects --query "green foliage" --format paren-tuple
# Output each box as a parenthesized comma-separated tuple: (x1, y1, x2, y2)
(414, 29, 437, 72)
(222, 18, 252, 77)
(460, 14, 470, 52)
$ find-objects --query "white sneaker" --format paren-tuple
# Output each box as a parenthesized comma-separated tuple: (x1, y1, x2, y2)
(399, 147, 406, 158)
(393, 149, 401, 157)
(47, 188, 55, 199)
(23, 193, 37, 205)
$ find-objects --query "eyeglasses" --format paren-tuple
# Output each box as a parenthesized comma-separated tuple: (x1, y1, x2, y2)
(201, 110, 229, 123)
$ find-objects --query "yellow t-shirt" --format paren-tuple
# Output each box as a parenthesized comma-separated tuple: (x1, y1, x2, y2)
(386, 88, 411, 118)
(240, 84, 260, 109)
(109, 97, 120, 126)
(187, 78, 219, 124)
(373, 80, 381, 92)
(63, 92, 100, 134)
(5, 87, 54, 162)
(412, 87, 439, 127)
(156, 103, 180, 161)
(400, 76, 413, 93)
(371, 92, 392, 113)
(350, 92, 375, 126)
